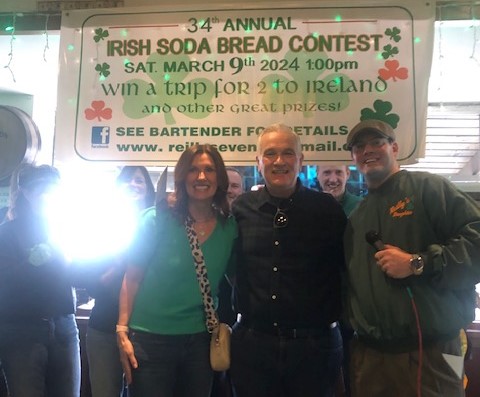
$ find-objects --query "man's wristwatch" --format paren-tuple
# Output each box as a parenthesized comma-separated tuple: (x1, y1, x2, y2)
(410, 254, 424, 276)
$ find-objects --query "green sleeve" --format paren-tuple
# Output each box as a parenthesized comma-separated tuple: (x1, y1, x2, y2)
(422, 176, 480, 289)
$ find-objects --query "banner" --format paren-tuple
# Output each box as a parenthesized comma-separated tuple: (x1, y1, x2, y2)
(55, 0, 435, 166)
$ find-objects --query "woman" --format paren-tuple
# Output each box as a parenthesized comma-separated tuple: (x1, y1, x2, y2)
(84, 166, 155, 397)
(0, 164, 80, 397)
(117, 144, 237, 397)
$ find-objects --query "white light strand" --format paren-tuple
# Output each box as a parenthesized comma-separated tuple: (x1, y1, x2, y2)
(436, 7, 444, 105)
(470, 5, 480, 66)
(43, 14, 50, 62)
(3, 13, 16, 83)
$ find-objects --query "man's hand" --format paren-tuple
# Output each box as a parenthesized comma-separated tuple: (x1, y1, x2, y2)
(374, 244, 414, 279)
(117, 331, 138, 385)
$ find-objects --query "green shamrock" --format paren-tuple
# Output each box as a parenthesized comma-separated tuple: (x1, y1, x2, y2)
(381, 44, 399, 60)
(93, 28, 109, 43)
(385, 27, 401, 43)
(259, 50, 351, 118)
(95, 62, 111, 78)
(29, 243, 53, 267)
(360, 100, 400, 128)
(121, 52, 215, 125)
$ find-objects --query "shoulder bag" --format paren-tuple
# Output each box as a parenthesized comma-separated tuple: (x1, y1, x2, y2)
(184, 216, 231, 372)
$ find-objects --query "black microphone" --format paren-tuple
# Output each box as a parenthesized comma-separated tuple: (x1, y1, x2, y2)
(365, 231, 385, 252)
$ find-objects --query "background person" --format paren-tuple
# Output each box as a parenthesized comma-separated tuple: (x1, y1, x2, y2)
(116, 144, 237, 397)
(73, 166, 155, 397)
(317, 164, 363, 397)
(219, 166, 244, 326)
(344, 119, 480, 397)
(316, 164, 362, 216)
(211, 166, 245, 397)
(0, 164, 81, 397)
(226, 167, 244, 208)
(230, 123, 347, 397)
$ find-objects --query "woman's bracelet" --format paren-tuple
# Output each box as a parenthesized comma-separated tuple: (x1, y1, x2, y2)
(116, 324, 129, 333)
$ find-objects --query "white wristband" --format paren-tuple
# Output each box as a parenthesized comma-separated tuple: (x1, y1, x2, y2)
(116, 324, 129, 333)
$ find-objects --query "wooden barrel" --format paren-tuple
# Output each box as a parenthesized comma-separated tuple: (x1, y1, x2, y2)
(0, 105, 41, 186)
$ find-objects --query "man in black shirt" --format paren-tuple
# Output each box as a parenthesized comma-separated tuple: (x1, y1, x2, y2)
(230, 123, 347, 397)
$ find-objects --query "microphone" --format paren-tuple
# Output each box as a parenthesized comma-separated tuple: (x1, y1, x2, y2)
(365, 231, 385, 252)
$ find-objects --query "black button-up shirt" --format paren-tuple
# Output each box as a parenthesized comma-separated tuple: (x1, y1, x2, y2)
(232, 180, 347, 330)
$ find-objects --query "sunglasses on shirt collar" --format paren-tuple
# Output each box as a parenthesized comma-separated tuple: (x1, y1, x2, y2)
(273, 199, 293, 228)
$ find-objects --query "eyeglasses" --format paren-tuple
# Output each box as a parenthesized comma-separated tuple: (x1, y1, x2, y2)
(274, 208, 289, 228)
(351, 137, 391, 154)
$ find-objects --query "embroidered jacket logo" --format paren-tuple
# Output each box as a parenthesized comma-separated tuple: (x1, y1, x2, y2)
(390, 197, 414, 218)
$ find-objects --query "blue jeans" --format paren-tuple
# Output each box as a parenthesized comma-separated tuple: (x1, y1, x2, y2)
(0, 314, 81, 397)
(230, 323, 343, 397)
(86, 327, 125, 397)
(129, 330, 213, 397)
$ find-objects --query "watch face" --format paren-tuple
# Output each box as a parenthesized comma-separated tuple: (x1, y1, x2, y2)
(411, 255, 424, 275)
(412, 258, 421, 269)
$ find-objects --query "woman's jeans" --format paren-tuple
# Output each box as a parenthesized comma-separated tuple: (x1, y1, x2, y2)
(0, 314, 81, 397)
(87, 326, 125, 397)
(129, 330, 213, 397)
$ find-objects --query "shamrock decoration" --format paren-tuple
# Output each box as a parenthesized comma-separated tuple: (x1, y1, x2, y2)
(360, 100, 400, 129)
(85, 100, 113, 121)
(385, 27, 401, 43)
(259, 50, 351, 117)
(381, 44, 399, 60)
(121, 52, 216, 125)
(95, 62, 111, 78)
(378, 60, 408, 82)
(93, 28, 109, 43)
(29, 243, 53, 267)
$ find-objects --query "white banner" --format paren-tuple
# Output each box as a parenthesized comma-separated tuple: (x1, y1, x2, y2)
(55, 0, 435, 166)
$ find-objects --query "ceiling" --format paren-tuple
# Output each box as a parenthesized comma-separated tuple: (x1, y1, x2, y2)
(0, 0, 479, 32)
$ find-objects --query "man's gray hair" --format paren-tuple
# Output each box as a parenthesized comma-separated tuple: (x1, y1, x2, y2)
(257, 123, 302, 155)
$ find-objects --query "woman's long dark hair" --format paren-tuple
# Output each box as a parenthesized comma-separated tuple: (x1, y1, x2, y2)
(171, 144, 229, 220)
(116, 166, 155, 210)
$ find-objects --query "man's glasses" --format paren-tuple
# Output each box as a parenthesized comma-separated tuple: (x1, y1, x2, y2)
(274, 208, 289, 228)
(351, 137, 391, 154)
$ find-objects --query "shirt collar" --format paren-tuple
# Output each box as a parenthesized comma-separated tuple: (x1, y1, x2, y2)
(255, 178, 304, 209)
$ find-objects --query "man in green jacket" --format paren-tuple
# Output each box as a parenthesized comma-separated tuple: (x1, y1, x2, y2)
(344, 119, 480, 397)
(316, 164, 363, 217)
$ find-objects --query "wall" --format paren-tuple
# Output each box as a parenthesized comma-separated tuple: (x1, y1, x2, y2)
(0, 91, 33, 114)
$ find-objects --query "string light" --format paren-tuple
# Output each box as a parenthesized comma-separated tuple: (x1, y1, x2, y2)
(43, 14, 50, 62)
(1, 12, 60, 82)
(470, 5, 479, 66)
(3, 13, 16, 83)
(436, 6, 444, 104)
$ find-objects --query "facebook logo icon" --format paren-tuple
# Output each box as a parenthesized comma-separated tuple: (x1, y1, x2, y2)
(91, 126, 110, 146)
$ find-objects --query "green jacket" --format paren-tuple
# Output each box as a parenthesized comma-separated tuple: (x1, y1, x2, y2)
(340, 190, 363, 217)
(345, 170, 480, 351)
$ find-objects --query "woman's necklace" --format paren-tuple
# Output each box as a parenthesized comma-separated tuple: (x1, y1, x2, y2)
(193, 213, 215, 237)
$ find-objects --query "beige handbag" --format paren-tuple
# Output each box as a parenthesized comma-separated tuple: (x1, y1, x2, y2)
(210, 322, 232, 371)
(185, 216, 232, 371)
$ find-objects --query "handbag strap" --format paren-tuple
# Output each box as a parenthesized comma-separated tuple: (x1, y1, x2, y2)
(184, 216, 219, 333)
